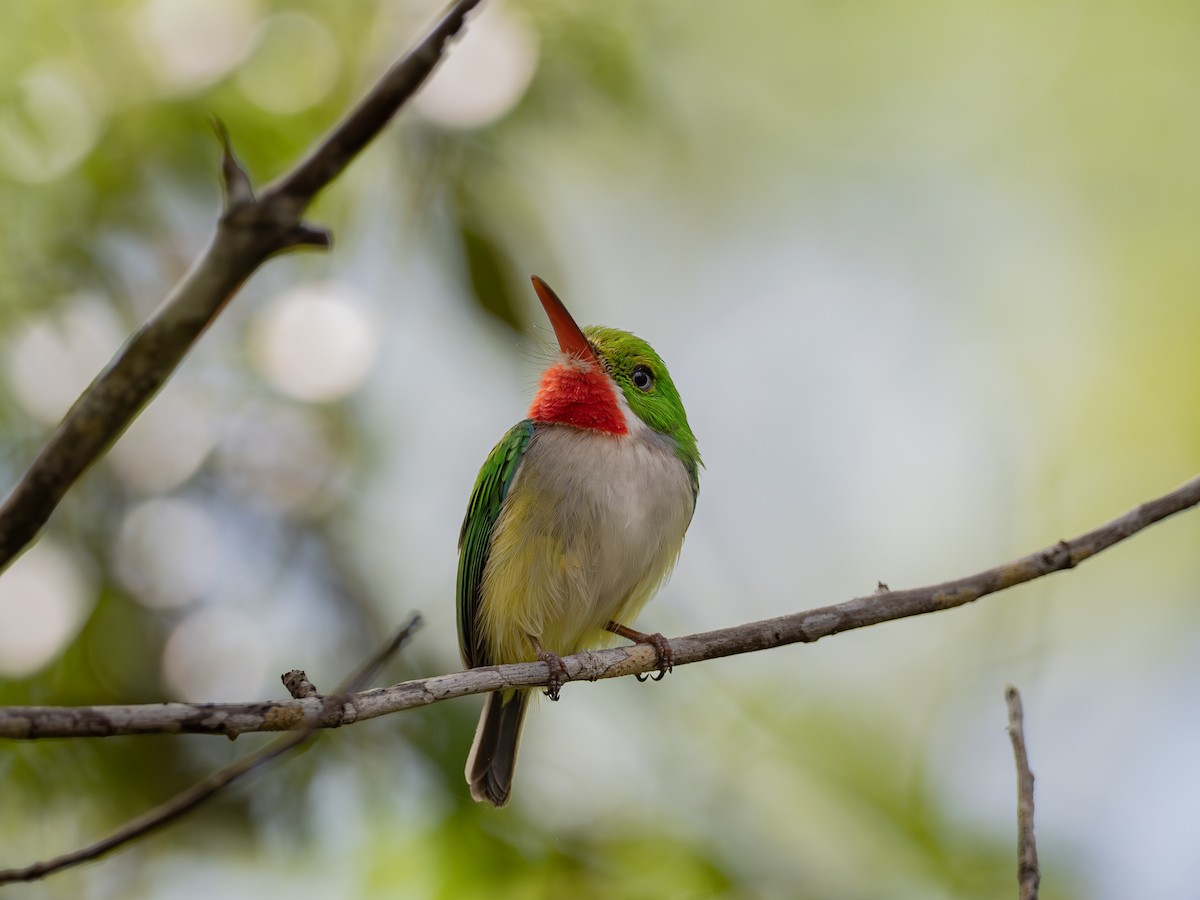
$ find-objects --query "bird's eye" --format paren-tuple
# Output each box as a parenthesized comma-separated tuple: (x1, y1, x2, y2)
(631, 366, 654, 392)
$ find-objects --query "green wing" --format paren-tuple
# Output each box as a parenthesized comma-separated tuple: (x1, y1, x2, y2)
(457, 420, 535, 669)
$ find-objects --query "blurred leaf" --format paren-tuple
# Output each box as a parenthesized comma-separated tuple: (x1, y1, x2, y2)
(453, 195, 525, 333)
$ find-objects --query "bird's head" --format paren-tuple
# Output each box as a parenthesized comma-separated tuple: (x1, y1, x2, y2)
(527, 276, 699, 470)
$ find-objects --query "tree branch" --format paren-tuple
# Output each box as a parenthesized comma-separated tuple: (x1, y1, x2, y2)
(1006, 686, 1040, 900)
(0, 0, 485, 574)
(0, 615, 422, 886)
(4, 474, 1197, 741)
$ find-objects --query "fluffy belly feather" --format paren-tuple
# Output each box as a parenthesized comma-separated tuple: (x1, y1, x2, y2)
(478, 424, 694, 665)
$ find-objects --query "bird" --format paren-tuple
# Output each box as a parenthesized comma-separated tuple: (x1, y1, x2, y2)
(457, 275, 701, 807)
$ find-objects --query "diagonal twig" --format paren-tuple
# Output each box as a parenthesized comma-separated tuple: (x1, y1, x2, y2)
(0, 615, 422, 886)
(4, 473, 1197, 741)
(1006, 686, 1040, 900)
(0, 0, 486, 574)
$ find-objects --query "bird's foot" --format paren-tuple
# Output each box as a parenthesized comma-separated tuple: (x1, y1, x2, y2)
(537, 649, 568, 701)
(635, 632, 674, 682)
(606, 621, 673, 682)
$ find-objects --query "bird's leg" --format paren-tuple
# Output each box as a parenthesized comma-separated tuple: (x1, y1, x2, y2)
(606, 621, 673, 682)
(528, 634, 568, 701)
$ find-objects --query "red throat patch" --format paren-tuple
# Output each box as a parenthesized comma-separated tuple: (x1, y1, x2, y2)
(528, 362, 628, 435)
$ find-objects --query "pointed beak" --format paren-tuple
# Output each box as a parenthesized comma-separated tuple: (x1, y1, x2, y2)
(531, 276, 598, 365)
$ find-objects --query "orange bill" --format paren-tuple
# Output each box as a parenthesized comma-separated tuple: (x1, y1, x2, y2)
(531, 276, 599, 365)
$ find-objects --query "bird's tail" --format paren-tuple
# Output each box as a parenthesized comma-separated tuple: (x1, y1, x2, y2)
(466, 689, 529, 807)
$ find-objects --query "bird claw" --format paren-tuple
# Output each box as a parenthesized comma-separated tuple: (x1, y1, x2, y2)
(633, 632, 673, 683)
(635, 668, 668, 683)
(538, 650, 568, 701)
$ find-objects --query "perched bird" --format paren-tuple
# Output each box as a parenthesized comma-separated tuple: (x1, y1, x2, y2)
(457, 276, 701, 807)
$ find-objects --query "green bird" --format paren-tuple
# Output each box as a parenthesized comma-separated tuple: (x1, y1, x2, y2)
(457, 276, 701, 807)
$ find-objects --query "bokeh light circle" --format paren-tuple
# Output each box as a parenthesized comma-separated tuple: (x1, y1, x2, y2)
(413, 7, 538, 129)
(0, 540, 93, 679)
(251, 282, 378, 403)
(162, 607, 268, 702)
(237, 13, 340, 115)
(115, 497, 221, 610)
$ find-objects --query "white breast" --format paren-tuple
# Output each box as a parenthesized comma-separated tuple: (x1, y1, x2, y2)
(479, 424, 695, 664)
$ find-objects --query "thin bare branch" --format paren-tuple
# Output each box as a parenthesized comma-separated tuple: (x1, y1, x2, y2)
(4, 474, 1197, 741)
(0, 615, 422, 886)
(1006, 686, 1040, 900)
(0, 0, 485, 573)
